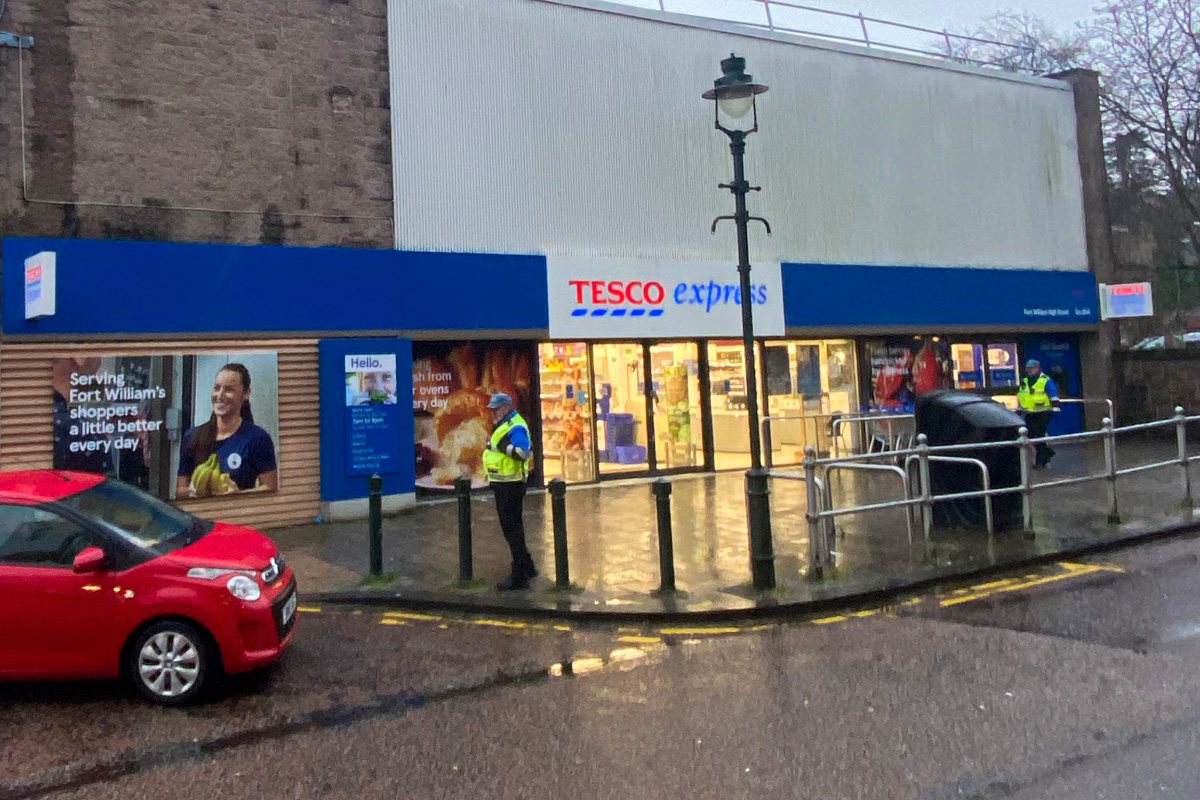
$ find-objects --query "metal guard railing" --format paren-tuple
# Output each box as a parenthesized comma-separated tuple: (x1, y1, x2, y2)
(771, 406, 1200, 578)
(628, 0, 1037, 72)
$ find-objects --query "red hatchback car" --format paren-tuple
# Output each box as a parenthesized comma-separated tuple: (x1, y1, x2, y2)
(0, 471, 297, 705)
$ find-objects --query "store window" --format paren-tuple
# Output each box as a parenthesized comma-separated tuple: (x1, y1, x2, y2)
(707, 341, 765, 471)
(539, 343, 594, 484)
(761, 339, 860, 464)
(867, 336, 1022, 411)
(866, 336, 954, 412)
(986, 343, 1019, 388)
(649, 343, 703, 471)
(593, 342, 650, 475)
(413, 341, 536, 496)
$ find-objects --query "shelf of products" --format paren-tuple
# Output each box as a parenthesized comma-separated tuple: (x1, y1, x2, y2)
(538, 343, 595, 482)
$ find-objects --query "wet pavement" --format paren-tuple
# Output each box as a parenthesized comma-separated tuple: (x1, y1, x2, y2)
(279, 436, 1200, 615)
(10, 536, 1200, 798)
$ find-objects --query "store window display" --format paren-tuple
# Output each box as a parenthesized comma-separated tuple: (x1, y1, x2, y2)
(593, 342, 650, 474)
(538, 343, 594, 483)
(650, 343, 703, 471)
(760, 339, 859, 464)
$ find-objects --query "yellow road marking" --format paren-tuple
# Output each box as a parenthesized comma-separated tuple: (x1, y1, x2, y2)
(850, 610, 878, 618)
(379, 618, 407, 626)
(940, 562, 1122, 607)
(297, 606, 322, 614)
(383, 611, 441, 621)
(619, 635, 663, 644)
(471, 618, 529, 629)
(658, 626, 742, 636)
(811, 615, 847, 625)
(1060, 561, 1125, 573)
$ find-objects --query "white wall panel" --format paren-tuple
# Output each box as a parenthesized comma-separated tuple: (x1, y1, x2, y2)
(388, 0, 1089, 271)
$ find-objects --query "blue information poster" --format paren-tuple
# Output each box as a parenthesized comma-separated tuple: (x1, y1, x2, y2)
(344, 353, 401, 476)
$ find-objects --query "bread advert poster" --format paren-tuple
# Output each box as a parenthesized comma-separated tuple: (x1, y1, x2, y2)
(413, 342, 536, 492)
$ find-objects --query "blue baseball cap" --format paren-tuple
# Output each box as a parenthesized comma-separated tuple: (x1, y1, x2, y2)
(1025, 359, 1040, 368)
(487, 392, 513, 409)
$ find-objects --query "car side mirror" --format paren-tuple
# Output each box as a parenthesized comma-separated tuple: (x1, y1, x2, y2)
(73, 546, 106, 574)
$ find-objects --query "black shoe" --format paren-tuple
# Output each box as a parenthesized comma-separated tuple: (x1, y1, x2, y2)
(498, 573, 533, 591)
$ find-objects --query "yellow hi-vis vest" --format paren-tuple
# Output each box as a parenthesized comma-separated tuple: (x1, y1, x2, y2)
(1018, 374, 1053, 412)
(483, 412, 529, 483)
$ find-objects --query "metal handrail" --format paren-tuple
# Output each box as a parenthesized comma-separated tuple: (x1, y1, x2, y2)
(830, 413, 915, 458)
(770, 469, 830, 577)
(822, 463, 915, 546)
(904, 455, 994, 539)
(791, 407, 1200, 573)
(1058, 398, 1116, 426)
(635, 0, 1035, 72)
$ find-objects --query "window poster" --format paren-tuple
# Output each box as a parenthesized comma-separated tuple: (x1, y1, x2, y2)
(52, 353, 280, 501)
(412, 342, 536, 493)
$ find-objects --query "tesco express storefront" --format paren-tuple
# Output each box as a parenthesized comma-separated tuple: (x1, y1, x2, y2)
(0, 237, 1100, 524)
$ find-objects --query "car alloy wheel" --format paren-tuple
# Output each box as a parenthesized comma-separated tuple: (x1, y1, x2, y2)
(129, 621, 213, 705)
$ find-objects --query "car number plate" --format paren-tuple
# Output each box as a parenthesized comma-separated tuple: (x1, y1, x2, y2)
(281, 592, 298, 627)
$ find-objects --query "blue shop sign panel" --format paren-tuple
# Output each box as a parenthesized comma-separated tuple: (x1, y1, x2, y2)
(782, 263, 1100, 328)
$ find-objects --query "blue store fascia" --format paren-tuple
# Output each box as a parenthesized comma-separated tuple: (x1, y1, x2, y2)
(0, 236, 1100, 510)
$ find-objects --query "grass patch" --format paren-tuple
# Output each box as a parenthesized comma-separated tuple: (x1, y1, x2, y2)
(449, 577, 491, 593)
(360, 571, 399, 587)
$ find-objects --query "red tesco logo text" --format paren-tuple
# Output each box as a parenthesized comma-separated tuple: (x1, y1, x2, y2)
(569, 280, 665, 305)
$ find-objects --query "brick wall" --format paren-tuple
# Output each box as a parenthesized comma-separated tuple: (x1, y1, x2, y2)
(1116, 350, 1200, 423)
(0, 0, 392, 249)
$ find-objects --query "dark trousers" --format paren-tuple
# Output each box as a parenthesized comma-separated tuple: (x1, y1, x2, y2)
(1024, 410, 1056, 465)
(491, 480, 534, 577)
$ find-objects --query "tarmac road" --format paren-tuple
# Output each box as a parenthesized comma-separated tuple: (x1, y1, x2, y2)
(9, 534, 1200, 799)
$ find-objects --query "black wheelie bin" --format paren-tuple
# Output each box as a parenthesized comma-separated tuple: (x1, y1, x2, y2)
(914, 390, 1024, 531)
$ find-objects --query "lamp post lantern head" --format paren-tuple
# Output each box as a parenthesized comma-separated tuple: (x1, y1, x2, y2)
(702, 53, 768, 133)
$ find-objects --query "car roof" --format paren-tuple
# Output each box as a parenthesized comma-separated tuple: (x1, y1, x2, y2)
(0, 470, 105, 504)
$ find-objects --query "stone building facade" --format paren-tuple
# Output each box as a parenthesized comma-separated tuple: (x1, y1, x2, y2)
(0, 0, 393, 251)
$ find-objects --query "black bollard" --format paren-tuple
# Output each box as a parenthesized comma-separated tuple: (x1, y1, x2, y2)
(455, 476, 473, 582)
(549, 478, 569, 589)
(652, 478, 676, 593)
(368, 474, 383, 577)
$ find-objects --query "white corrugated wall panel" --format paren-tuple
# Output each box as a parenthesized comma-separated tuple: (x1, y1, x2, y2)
(388, 0, 1089, 272)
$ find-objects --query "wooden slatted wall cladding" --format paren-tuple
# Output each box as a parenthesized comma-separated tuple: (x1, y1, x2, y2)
(0, 340, 320, 530)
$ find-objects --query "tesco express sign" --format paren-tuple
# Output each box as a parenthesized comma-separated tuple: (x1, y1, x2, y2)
(548, 258, 784, 339)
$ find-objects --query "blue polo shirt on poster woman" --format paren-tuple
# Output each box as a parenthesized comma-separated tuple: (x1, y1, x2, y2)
(178, 420, 277, 490)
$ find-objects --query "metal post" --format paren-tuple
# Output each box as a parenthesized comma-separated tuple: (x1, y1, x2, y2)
(455, 476, 473, 582)
(549, 477, 570, 589)
(726, 131, 776, 592)
(915, 434, 932, 544)
(1017, 427, 1034, 537)
(652, 478, 676, 593)
(1177, 406, 1193, 517)
(804, 446, 824, 578)
(368, 474, 382, 577)
(1103, 417, 1120, 524)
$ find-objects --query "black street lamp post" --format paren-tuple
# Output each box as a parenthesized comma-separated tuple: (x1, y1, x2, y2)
(704, 54, 775, 591)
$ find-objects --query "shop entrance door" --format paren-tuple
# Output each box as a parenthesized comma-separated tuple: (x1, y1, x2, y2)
(649, 342, 705, 473)
(592, 342, 652, 476)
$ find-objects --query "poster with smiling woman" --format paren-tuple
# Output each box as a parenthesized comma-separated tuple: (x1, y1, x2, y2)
(177, 353, 280, 499)
(51, 351, 280, 503)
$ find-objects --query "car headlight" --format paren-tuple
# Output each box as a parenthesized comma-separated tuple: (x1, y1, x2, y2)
(188, 567, 256, 580)
(226, 575, 262, 601)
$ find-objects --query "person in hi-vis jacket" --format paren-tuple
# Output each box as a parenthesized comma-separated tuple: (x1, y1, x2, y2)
(483, 393, 536, 590)
(1017, 359, 1061, 469)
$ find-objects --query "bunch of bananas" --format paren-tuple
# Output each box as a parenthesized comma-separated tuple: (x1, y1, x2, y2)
(191, 454, 232, 497)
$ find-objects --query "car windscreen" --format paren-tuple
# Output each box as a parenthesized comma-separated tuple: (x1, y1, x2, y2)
(57, 479, 210, 554)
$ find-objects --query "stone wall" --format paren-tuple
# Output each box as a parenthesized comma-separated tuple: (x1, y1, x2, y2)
(1116, 350, 1200, 423)
(0, 0, 393, 250)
